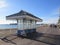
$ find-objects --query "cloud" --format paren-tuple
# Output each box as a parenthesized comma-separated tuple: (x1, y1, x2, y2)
(50, 7, 60, 16)
(43, 17, 58, 24)
(0, 0, 8, 8)
(41, 7, 60, 24)
(38, 16, 58, 24)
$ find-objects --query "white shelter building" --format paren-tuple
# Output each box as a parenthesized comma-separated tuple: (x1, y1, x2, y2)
(6, 10, 42, 36)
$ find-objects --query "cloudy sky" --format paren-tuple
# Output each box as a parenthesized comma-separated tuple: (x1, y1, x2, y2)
(0, 0, 60, 24)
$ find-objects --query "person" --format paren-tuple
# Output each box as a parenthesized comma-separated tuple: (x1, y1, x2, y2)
(50, 24, 57, 28)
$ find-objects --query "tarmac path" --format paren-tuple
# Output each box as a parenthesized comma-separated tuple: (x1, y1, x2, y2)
(0, 26, 60, 45)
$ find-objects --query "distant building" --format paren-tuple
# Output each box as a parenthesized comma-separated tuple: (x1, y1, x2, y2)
(58, 16, 60, 25)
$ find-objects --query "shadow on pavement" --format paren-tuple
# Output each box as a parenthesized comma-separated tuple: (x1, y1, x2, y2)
(22, 32, 60, 45)
(0, 32, 60, 45)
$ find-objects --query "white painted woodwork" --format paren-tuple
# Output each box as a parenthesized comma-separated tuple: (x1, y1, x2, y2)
(30, 21, 36, 29)
(18, 19, 24, 30)
(17, 19, 36, 30)
(6, 15, 42, 22)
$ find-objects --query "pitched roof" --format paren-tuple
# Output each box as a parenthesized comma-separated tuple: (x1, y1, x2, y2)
(6, 10, 41, 20)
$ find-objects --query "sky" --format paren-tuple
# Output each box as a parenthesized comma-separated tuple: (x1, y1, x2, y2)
(0, 0, 60, 24)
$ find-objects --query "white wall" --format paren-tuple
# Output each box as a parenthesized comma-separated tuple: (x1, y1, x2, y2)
(17, 19, 36, 30)
(30, 21, 36, 29)
(17, 19, 23, 30)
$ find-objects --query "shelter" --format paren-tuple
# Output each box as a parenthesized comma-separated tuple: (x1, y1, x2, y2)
(6, 10, 42, 36)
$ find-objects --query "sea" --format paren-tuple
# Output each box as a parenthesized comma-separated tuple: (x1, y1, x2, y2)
(0, 24, 41, 29)
(0, 24, 17, 29)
